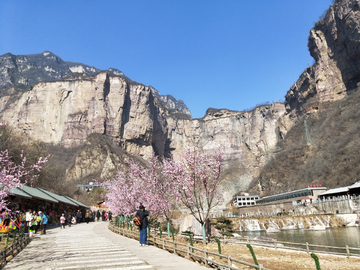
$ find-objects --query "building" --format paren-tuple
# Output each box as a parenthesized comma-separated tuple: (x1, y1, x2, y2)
(318, 181, 360, 199)
(76, 182, 103, 193)
(8, 185, 89, 213)
(233, 195, 260, 207)
(256, 185, 327, 205)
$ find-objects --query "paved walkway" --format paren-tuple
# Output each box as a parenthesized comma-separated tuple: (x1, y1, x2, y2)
(3, 222, 208, 270)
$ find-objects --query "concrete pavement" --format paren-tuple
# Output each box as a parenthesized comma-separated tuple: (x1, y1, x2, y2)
(3, 221, 208, 270)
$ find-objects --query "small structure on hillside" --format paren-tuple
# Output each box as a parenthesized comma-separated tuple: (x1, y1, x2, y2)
(233, 194, 260, 207)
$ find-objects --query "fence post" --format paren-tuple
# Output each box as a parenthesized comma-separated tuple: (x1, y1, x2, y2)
(228, 254, 232, 267)
(162, 239, 165, 250)
(204, 250, 208, 266)
(186, 244, 190, 258)
(174, 242, 177, 254)
(306, 242, 309, 253)
(259, 264, 264, 270)
(346, 245, 350, 257)
(274, 240, 277, 250)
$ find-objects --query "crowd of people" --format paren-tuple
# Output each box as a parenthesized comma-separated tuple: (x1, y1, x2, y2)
(0, 208, 113, 236)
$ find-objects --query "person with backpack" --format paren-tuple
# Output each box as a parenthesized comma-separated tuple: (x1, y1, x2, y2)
(135, 204, 149, 247)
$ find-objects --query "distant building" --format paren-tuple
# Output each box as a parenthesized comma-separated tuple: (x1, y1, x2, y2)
(318, 181, 360, 199)
(256, 185, 327, 205)
(233, 195, 260, 207)
(76, 182, 103, 193)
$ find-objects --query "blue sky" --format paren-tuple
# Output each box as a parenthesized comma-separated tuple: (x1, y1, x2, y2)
(0, 0, 332, 118)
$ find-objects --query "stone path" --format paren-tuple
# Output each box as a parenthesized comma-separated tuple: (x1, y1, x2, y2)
(3, 222, 207, 270)
(49, 224, 154, 270)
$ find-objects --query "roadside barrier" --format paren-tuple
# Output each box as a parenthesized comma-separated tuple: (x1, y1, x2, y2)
(0, 233, 32, 268)
(108, 222, 267, 270)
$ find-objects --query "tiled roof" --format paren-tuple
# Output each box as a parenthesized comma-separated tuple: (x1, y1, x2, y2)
(20, 185, 59, 203)
(64, 196, 89, 208)
(36, 188, 78, 206)
(9, 187, 32, 198)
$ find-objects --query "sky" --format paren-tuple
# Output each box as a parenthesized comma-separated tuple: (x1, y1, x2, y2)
(0, 0, 333, 118)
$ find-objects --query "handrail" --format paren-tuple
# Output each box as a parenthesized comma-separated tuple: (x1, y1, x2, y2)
(0, 233, 32, 267)
(108, 222, 268, 270)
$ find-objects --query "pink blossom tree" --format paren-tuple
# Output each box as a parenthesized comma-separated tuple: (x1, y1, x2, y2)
(103, 148, 223, 237)
(162, 148, 223, 235)
(0, 122, 48, 214)
(103, 154, 174, 218)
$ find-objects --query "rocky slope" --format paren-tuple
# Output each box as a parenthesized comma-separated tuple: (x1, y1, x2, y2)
(255, 0, 360, 195)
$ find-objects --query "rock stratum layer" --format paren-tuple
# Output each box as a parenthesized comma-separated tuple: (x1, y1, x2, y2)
(1, 0, 360, 204)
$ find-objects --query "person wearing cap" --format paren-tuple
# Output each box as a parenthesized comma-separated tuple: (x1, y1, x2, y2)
(135, 204, 149, 246)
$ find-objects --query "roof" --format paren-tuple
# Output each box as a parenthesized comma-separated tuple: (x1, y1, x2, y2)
(349, 181, 360, 189)
(9, 187, 32, 199)
(20, 185, 59, 203)
(64, 196, 89, 208)
(36, 188, 78, 206)
(318, 187, 349, 196)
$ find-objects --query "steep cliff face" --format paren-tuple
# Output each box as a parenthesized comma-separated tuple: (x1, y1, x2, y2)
(285, 0, 360, 116)
(0, 68, 286, 205)
(255, 0, 360, 195)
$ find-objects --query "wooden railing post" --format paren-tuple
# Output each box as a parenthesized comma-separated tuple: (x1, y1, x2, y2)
(162, 239, 165, 250)
(204, 250, 208, 266)
(306, 242, 309, 253)
(274, 240, 277, 250)
(346, 245, 350, 257)
(228, 254, 232, 267)
(186, 244, 190, 258)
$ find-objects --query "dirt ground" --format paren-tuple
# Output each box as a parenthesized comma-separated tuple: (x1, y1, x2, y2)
(155, 235, 360, 270)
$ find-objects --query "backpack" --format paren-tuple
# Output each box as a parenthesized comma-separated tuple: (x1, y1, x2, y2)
(133, 216, 142, 226)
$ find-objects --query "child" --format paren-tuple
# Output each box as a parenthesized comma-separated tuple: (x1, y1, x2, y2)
(71, 215, 76, 225)
(60, 213, 66, 229)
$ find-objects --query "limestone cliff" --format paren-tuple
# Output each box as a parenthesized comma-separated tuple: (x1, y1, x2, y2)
(285, 0, 360, 117)
(0, 67, 286, 204)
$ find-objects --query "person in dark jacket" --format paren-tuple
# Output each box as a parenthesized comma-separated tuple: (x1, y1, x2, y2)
(96, 210, 100, 222)
(136, 204, 149, 246)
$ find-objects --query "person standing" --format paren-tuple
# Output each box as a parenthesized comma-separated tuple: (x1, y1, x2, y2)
(102, 210, 105, 221)
(42, 212, 48, 234)
(136, 204, 149, 246)
(60, 213, 66, 229)
(67, 213, 72, 227)
(25, 209, 32, 234)
(96, 210, 100, 222)
(85, 210, 91, 224)
(36, 211, 42, 234)
(76, 210, 82, 224)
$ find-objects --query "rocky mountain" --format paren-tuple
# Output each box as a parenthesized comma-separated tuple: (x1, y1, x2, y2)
(254, 0, 360, 195)
(1, 0, 359, 205)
